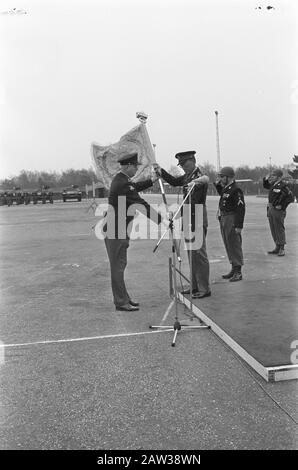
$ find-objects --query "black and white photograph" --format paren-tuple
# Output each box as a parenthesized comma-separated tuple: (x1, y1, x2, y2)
(0, 0, 297, 457)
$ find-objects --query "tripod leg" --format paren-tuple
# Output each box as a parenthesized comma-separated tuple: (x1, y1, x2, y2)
(149, 325, 173, 329)
(171, 328, 179, 347)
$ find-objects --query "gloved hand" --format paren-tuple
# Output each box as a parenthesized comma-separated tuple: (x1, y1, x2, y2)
(187, 175, 209, 188)
(152, 163, 162, 176)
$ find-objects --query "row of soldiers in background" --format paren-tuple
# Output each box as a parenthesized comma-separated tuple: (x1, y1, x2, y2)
(144, 172, 298, 200)
(0, 187, 54, 206)
(159, 158, 294, 289)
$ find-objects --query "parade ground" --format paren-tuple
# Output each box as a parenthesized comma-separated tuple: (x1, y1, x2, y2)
(0, 195, 298, 450)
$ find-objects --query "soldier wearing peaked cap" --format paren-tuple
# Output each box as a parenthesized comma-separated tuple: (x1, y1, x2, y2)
(154, 150, 211, 299)
(104, 151, 162, 312)
(214, 166, 246, 282)
(263, 169, 294, 256)
(117, 153, 140, 165)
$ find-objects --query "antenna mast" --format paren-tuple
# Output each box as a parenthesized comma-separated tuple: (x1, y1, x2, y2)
(215, 111, 221, 172)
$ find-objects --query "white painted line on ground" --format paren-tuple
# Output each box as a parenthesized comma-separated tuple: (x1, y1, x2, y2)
(0, 285, 15, 292)
(67, 233, 91, 237)
(0, 266, 56, 292)
(24, 266, 55, 281)
(0, 329, 173, 349)
(160, 299, 175, 325)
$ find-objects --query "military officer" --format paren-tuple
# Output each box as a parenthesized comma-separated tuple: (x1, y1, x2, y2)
(104, 151, 162, 311)
(155, 150, 211, 299)
(263, 169, 294, 256)
(214, 166, 245, 282)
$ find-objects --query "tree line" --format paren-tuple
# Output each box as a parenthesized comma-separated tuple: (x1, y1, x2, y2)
(0, 162, 295, 192)
(168, 162, 294, 183)
(0, 168, 98, 190)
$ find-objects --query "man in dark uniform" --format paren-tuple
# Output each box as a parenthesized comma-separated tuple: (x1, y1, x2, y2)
(6, 191, 13, 206)
(263, 169, 294, 256)
(24, 192, 31, 205)
(155, 151, 211, 299)
(104, 151, 162, 312)
(214, 166, 245, 282)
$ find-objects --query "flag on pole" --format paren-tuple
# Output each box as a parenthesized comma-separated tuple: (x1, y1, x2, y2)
(91, 122, 156, 189)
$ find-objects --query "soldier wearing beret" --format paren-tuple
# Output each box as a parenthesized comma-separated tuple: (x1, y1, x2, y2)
(155, 151, 211, 299)
(104, 152, 162, 312)
(263, 169, 294, 256)
(214, 166, 245, 282)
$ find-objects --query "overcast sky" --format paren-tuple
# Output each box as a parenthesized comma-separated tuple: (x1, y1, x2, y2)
(0, 0, 297, 178)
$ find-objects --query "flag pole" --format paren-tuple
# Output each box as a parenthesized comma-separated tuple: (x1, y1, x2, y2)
(215, 110, 221, 172)
(153, 143, 169, 210)
(136, 112, 181, 263)
(152, 144, 181, 261)
(136, 111, 167, 201)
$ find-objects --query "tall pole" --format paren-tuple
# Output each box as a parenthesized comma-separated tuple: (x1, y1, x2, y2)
(215, 110, 221, 172)
(153, 143, 168, 208)
(152, 142, 181, 262)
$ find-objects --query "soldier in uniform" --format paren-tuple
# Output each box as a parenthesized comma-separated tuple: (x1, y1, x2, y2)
(263, 169, 294, 256)
(41, 187, 47, 204)
(104, 151, 162, 312)
(214, 166, 245, 282)
(6, 191, 13, 207)
(1, 192, 7, 205)
(15, 189, 23, 205)
(155, 151, 211, 299)
(23, 192, 31, 205)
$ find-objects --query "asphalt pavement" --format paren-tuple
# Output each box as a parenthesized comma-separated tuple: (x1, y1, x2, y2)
(0, 196, 297, 450)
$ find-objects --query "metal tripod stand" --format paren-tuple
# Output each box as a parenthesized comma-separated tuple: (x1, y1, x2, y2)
(150, 184, 209, 346)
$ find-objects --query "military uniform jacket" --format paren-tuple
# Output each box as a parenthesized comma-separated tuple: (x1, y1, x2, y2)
(263, 178, 294, 210)
(161, 167, 208, 230)
(161, 167, 208, 203)
(214, 181, 245, 229)
(104, 172, 161, 239)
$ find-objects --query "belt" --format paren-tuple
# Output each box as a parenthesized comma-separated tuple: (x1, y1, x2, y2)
(220, 210, 235, 216)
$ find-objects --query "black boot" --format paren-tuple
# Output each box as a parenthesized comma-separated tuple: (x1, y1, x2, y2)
(229, 266, 242, 282)
(181, 288, 198, 295)
(277, 245, 285, 256)
(222, 267, 235, 279)
(268, 245, 279, 254)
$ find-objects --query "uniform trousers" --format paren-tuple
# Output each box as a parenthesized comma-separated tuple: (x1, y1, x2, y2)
(219, 213, 243, 267)
(267, 204, 286, 246)
(104, 237, 130, 307)
(186, 205, 210, 294)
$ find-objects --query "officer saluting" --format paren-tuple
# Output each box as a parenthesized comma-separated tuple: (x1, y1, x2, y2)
(214, 166, 245, 282)
(104, 151, 162, 312)
(263, 169, 294, 256)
